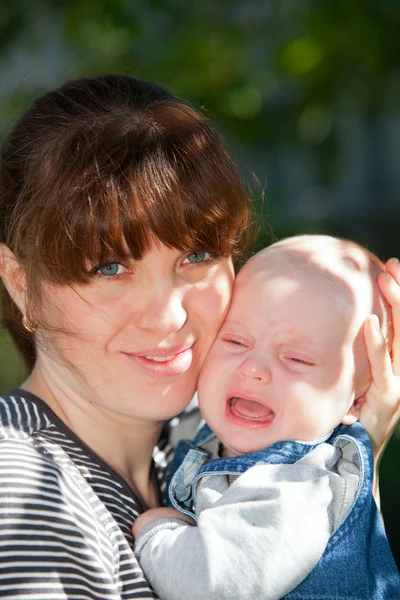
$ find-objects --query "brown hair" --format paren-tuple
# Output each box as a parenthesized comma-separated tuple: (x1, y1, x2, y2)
(0, 74, 252, 367)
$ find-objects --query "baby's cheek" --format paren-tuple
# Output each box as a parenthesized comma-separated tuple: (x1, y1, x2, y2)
(291, 401, 326, 441)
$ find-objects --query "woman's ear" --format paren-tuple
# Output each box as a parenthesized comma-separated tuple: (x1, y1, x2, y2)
(341, 394, 364, 426)
(0, 244, 28, 315)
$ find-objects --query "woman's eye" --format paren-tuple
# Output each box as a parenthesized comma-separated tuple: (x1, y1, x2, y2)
(96, 262, 124, 277)
(183, 251, 216, 265)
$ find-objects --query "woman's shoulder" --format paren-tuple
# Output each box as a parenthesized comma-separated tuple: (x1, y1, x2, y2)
(0, 388, 53, 438)
(0, 428, 146, 600)
(0, 388, 148, 544)
(0, 389, 103, 513)
(0, 390, 158, 599)
(0, 391, 118, 555)
(0, 391, 85, 495)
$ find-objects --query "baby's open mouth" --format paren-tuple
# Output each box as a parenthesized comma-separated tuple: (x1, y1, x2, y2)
(230, 397, 275, 422)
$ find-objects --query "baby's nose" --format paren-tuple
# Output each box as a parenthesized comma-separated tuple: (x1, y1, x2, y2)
(236, 355, 272, 384)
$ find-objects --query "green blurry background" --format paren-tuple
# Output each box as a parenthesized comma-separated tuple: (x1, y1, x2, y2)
(0, 0, 399, 565)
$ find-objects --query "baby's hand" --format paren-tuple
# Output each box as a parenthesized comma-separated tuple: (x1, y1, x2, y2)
(363, 258, 400, 459)
(132, 507, 194, 538)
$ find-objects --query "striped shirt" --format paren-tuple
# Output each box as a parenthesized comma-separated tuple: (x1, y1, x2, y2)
(0, 389, 179, 600)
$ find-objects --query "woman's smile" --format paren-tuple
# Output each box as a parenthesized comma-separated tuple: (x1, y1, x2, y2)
(121, 342, 196, 377)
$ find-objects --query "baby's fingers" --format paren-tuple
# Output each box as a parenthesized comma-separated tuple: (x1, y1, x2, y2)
(385, 257, 400, 285)
(378, 260, 400, 374)
(378, 268, 400, 310)
(363, 315, 400, 461)
(364, 315, 393, 398)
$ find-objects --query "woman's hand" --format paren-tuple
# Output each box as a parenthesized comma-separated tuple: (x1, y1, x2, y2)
(362, 258, 400, 505)
(132, 507, 194, 539)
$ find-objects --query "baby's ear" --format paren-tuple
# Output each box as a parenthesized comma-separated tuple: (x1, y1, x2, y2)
(341, 395, 364, 425)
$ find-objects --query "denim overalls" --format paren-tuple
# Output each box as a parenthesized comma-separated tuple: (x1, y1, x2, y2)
(167, 422, 400, 599)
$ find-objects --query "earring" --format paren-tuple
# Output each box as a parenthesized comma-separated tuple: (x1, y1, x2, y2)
(22, 315, 38, 333)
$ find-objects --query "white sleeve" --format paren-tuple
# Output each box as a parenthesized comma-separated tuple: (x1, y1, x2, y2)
(135, 459, 336, 600)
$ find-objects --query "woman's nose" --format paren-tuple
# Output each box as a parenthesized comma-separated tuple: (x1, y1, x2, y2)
(236, 355, 272, 384)
(135, 286, 188, 334)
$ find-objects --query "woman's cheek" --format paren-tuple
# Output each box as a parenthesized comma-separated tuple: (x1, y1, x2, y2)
(206, 264, 235, 318)
(38, 285, 122, 352)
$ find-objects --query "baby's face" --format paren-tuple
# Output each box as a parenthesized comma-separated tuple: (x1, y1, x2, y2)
(197, 254, 371, 457)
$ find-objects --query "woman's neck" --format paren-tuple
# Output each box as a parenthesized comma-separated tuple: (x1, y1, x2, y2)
(22, 365, 163, 509)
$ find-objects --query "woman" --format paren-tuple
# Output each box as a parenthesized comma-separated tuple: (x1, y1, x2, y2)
(0, 73, 398, 600)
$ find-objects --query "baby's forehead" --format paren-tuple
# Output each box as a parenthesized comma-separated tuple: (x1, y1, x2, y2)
(237, 237, 377, 319)
(242, 237, 375, 287)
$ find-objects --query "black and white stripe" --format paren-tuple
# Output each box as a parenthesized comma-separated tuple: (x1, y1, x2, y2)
(0, 390, 162, 599)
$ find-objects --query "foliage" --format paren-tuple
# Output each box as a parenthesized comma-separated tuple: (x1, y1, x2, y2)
(1, 1, 399, 128)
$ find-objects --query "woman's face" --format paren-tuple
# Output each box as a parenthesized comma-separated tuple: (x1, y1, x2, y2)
(36, 240, 235, 422)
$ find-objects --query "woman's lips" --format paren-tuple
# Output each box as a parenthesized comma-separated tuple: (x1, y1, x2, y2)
(226, 396, 275, 429)
(122, 345, 194, 377)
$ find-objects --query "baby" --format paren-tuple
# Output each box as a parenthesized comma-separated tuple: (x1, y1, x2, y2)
(133, 235, 400, 600)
